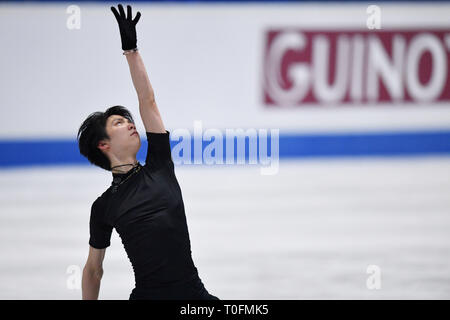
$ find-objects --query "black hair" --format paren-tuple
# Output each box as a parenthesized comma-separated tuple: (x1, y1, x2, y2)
(77, 105, 135, 171)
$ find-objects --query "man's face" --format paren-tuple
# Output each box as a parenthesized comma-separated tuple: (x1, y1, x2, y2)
(99, 115, 141, 158)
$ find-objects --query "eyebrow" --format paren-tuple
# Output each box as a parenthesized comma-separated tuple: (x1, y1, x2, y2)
(112, 117, 125, 124)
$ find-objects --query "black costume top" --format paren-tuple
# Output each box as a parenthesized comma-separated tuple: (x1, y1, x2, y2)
(88, 131, 215, 299)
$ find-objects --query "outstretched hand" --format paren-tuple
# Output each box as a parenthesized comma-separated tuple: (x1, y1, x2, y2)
(111, 4, 141, 51)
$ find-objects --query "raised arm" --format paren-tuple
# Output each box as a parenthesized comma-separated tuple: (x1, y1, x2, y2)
(125, 51, 166, 133)
(111, 4, 166, 133)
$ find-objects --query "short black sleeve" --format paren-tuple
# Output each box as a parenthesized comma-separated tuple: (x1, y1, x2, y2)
(145, 130, 173, 172)
(88, 198, 113, 249)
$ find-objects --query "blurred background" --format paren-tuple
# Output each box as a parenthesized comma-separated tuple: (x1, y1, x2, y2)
(1, 0, 450, 299)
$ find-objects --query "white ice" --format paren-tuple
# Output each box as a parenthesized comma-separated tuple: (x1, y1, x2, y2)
(1, 156, 450, 299)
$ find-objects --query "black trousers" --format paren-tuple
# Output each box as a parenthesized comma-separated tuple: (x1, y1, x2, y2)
(129, 276, 219, 300)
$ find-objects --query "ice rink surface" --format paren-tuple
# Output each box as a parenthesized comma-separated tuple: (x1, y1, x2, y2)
(1, 156, 450, 299)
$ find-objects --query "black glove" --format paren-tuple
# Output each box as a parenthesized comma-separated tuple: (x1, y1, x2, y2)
(111, 4, 141, 51)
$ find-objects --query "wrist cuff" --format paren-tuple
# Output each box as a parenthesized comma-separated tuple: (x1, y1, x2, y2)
(123, 47, 139, 55)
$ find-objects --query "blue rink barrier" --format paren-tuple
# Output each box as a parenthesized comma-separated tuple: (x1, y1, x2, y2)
(1, 130, 450, 168)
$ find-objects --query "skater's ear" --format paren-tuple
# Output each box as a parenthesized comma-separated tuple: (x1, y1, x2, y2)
(97, 140, 110, 153)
